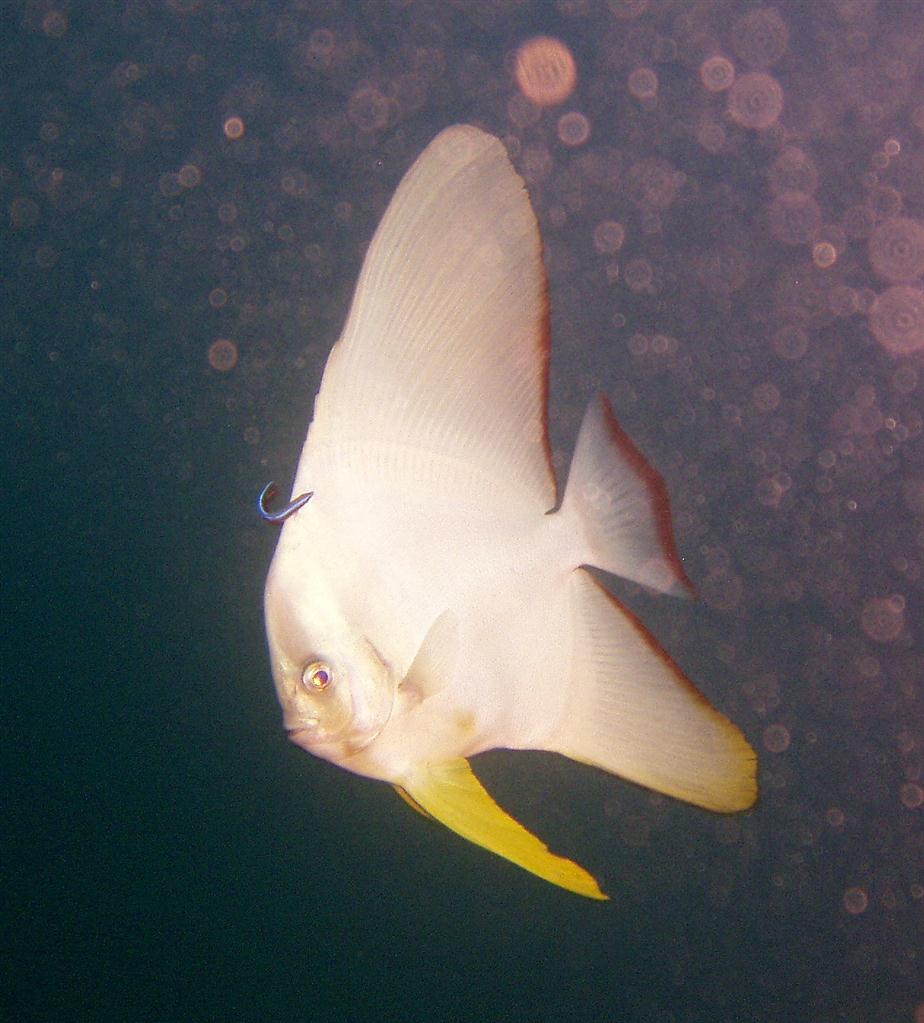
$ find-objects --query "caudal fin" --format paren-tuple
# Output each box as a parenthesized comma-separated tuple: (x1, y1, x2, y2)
(560, 394, 693, 597)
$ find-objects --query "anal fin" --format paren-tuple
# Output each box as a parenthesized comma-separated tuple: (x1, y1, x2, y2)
(548, 569, 758, 812)
(401, 758, 608, 900)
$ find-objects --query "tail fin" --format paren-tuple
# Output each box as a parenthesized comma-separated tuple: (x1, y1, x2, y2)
(560, 394, 693, 597)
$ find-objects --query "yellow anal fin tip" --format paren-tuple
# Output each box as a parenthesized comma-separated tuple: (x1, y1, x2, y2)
(402, 758, 608, 901)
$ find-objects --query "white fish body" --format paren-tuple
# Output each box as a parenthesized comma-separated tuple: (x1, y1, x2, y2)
(264, 125, 757, 899)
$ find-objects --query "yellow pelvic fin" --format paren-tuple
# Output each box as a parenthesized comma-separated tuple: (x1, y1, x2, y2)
(401, 758, 608, 901)
(393, 784, 434, 820)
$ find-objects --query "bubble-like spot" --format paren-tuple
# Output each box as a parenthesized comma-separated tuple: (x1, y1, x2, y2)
(158, 173, 182, 199)
(280, 169, 314, 199)
(42, 9, 68, 37)
(627, 333, 648, 355)
(629, 157, 681, 209)
(856, 653, 880, 680)
(515, 36, 577, 107)
(624, 258, 654, 292)
(303, 27, 336, 71)
(768, 146, 819, 196)
(593, 220, 626, 254)
(900, 782, 924, 809)
(772, 324, 809, 360)
(696, 121, 727, 154)
(208, 287, 228, 309)
(855, 287, 877, 313)
(868, 185, 902, 220)
(217, 199, 238, 224)
(832, 394, 883, 437)
(812, 242, 837, 268)
(178, 163, 201, 188)
(557, 110, 591, 147)
(650, 334, 678, 355)
(752, 381, 781, 411)
(208, 338, 238, 372)
(868, 216, 924, 283)
(628, 66, 659, 100)
(347, 85, 391, 132)
(768, 191, 822, 245)
(223, 116, 244, 140)
(859, 595, 905, 642)
(730, 7, 790, 68)
(868, 285, 924, 355)
(699, 55, 735, 92)
(762, 724, 791, 753)
(842, 887, 869, 915)
(828, 285, 859, 317)
(825, 807, 845, 828)
(727, 71, 784, 130)
(773, 327, 810, 364)
(755, 475, 785, 507)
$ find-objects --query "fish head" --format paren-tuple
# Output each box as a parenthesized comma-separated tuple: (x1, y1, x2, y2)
(264, 542, 395, 763)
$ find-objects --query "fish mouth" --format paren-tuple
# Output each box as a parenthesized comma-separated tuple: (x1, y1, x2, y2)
(285, 719, 325, 747)
(285, 716, 388, 755)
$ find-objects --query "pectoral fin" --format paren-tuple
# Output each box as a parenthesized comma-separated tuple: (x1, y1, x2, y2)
(400, 610, 458, 703)
(401, 757, 608, 900)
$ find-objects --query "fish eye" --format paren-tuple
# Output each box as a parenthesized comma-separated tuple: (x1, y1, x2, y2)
(301, 660, 333, 693)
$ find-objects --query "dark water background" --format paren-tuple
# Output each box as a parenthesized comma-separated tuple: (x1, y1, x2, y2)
(3, 2, 923, 1021)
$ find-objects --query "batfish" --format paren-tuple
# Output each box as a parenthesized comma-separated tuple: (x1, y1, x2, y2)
(263, 124, 757, 899)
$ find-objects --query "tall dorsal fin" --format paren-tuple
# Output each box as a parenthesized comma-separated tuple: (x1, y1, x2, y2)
(297, 125, 556, 519)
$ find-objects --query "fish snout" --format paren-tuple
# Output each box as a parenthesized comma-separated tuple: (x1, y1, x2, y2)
(286, 721, 335, 758)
